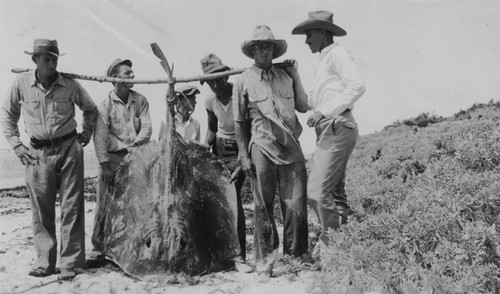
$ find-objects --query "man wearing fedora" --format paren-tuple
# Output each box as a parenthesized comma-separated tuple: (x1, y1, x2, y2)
(0, 39, 98, 280)
(88, 58, 152, 267)
(200, 53, 252, 273)
(292, 11, 366, 261)
(233, 25, 309, 282)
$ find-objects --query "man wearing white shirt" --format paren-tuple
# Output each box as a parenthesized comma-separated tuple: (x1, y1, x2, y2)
(292, 11, 366, 252)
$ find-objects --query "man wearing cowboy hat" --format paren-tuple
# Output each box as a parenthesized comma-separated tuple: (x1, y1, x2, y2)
(174, 84, 201, 142)
(200, 53, 252, 273)
(88, 58, 152, 267)
(292, 11, 366, 261)
(233, 25, 309, 282)
(0, 39, 98, 280)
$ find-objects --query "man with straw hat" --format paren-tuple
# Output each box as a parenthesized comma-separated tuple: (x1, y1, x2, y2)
(233, 25, 309, 282)
(200, 53, 252, 273)
(292, 11, 366, 265)
(0, 39, 98, 280)
(88, 58, 152, 267)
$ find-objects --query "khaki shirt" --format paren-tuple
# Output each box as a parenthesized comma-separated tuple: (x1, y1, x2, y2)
(93, 90, 152, 164)
(1, 70, 97, 148)
(233, 65, 304, 165)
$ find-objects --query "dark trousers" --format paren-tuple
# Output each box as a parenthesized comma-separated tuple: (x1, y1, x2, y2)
(250, 145, 308, 273)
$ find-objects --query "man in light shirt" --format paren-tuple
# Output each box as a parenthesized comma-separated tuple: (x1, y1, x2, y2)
(292, 11, 366, 258)
(174, 85, 201, 142)
(234, 25, 309, 282)
(0, 39, 97, 280)
(89, 58, 152, 266)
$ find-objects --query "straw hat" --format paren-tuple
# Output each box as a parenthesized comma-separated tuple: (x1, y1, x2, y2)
(241, 25, 287, 59)
(292, 11, 347, 36)
(24, 39, 65, 57)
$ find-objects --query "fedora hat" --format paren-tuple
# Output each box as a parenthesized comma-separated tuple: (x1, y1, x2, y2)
(200, 53, 231, 85)
(241, 25, 287, 59)
(105, 58, 132, 77)
(292, 11, 347, 36)
(24, 39, 65, 57)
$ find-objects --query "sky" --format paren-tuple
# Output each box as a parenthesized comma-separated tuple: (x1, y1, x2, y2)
(0, 0, 499, 155)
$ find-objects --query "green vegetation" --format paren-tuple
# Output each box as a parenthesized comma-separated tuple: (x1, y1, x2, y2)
(315, 101, 500, 293)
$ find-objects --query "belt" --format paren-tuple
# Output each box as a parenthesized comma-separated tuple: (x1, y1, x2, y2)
(30, 130, 77, 149)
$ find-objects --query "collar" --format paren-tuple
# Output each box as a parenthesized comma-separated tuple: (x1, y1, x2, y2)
(319, 42, 339, 57)
(251, 65, 277, 82)
(30, 70, 67, 88)
(175, 112, 192, 125)
(110, 90, 135, 105)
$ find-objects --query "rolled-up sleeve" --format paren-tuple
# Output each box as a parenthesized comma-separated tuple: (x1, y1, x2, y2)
(133, 98, 152, 145)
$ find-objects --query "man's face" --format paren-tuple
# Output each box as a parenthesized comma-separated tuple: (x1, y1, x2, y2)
(206, 76, 229, 97)
(116, 64, 135, 88)
(253, 42, 274, 68)
(33, 54, 58, 76)
(305, 29, 324, 53)
(177, 94, 196, 117)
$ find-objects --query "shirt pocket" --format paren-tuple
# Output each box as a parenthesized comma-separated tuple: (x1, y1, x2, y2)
(21, 100, 42, 125)
(53, 96, 73, 114)
(109, 110, 124, 136)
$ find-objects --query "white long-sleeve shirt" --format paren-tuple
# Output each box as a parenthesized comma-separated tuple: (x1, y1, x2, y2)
(309, 43, 366, 117)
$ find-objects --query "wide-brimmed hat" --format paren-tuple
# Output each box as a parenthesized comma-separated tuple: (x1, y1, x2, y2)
(200, 53, 231, 85)
(175, 84, 200, 98)
(241, 25, 287, 59)
(292, 11, 347, 36)
(24, 39, 65, 57)
(105, 58, 132, 77)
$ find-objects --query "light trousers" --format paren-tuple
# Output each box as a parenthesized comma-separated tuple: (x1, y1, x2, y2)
(26, 137, 85, 271)
(308, 111, 358, 247)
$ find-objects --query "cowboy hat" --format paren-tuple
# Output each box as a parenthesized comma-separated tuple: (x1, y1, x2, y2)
(200, 53, 231, 85)
(292, 11, 347, 36)
(24, 39, 65, 57)
(241, 25, 287, 59)
(105, 58, 132, 77)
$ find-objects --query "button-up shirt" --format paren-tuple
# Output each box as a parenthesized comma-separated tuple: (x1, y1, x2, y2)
(233, 65, 304, 165)
(93, 90, 152, 164)
(1, 70, 97, 148)
(175, 113, 200, 142)
(309, 43, 366, 117)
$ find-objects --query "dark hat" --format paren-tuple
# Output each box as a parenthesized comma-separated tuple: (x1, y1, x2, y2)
(241, 25, 287, 59)
(105, 58, 132, 77)
(24, 39, 65, 57)
(200, 53, 231, 85)
(292, 11, 347, 36)
(175, 84, 200, 98)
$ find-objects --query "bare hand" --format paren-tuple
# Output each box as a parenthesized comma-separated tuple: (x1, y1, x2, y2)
(307, 111, 325, 128)
(100, 162, 114, 184)
(282, 59, 298, 78)
(230, 166, 242, 183)
(239, 155, 255, 178)
(14, 144, 37, 166)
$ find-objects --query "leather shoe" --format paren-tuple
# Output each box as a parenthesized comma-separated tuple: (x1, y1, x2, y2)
(28, 268, 53, 277)
(59, 268, 76, 281)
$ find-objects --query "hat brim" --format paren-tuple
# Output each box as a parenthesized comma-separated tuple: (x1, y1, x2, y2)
(291, 20, 347, 36)
(241, 39, 287, 59)
(24, 51, 65, 57)
(200, 65, 231, 85)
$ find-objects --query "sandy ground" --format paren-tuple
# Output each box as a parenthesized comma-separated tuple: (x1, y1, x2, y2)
(0, 192, 319, 294)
